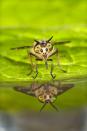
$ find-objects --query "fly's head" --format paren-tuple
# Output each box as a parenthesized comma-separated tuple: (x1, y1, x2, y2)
(34, 84, 58, 104)
(33, 36, 54, 60)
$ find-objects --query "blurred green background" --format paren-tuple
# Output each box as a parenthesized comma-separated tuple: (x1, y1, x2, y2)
(0, 0, 87, 112)
(0, 0, 87, 27)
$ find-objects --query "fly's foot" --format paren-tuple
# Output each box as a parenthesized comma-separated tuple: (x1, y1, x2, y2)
(32, 71, 38, 79)
(62, 69, 67, 73)
(58, 66, 67, 73)
(51, 73, 56, 79)
(27, 70, 32, 76)
(32, 74, 37, 79)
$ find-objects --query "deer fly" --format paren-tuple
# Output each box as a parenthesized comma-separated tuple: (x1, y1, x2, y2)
(11, 36, 71, 79)
(14, 82, 74, 112)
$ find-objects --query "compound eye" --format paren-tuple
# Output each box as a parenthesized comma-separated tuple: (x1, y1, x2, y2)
(46, 48, 48, 52)
(47, 43, 52, 47)
(39, 95, 44, 102)
(50, 87, 58, 95)
(34, 45, 41, 53)
(40, 49, 43, 52)
(47, 43, 53, 50)
(36, 45, 40, 49)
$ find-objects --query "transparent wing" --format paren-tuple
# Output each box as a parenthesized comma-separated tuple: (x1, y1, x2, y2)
(11, 45, 32, 50)
(14, 85, 35, 96)
(57, 83, 74, 96)
(53, 40, 71, 45)
(13, 83, 42, 96)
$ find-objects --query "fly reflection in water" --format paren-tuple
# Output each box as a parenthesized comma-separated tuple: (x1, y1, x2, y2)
(11, 36, 70, 79)
(14, 81, 74, 112)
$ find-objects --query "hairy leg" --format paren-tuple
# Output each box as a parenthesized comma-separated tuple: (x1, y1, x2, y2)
(32, 63, 38, 79)
(55, 49, 67, 73)
(27, 52, 34, 75)
(27, 52, 39, 79)
(50, 61, 56, 79)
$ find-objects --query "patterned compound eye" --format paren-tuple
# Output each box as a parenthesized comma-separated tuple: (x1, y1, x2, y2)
(47, 43, 52, 47)
(38, 95, 45, 103)
(51, 88, 58, 95)
(34, 45, 41, 53)
(40, 49, 43, 52)
(36, 46, 40, 49)
(45, 48, 48, 52)
(47, 43, 53, 51)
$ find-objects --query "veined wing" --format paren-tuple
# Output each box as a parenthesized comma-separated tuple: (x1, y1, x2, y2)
(57, 83, 74, 96)
(14, 85, 35, 96)
(53, 40, 71, 45)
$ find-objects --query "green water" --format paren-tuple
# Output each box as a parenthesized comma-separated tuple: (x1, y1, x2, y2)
(0, 78, 87, 112)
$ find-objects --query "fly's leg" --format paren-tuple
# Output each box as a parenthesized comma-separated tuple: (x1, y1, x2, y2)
(27, 52, 39, 79)
(50, 61, 56, 79)
(40, 103, 46, 112)
(46, 59, 56, 79)
(50, 102, 60, 111)
(45, 61, 48, 69)
(27, 52, 34, 76)
(36, 59, 48, 69)
(48, 49, 67, 73)
(32, 63, 38, 79)
(56, 49, 67, 73)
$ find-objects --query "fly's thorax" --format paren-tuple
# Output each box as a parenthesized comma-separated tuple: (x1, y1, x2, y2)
(34, 84, 58, 103)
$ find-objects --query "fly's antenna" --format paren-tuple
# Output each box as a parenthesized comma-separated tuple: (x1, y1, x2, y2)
(34, 39, 40, 44)
(40, 103, 47, 112)
(46, 36, 53, 43)
(50, 102, 59, 111)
